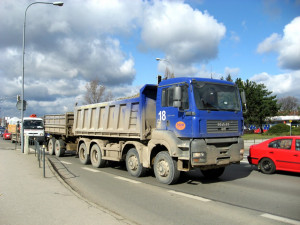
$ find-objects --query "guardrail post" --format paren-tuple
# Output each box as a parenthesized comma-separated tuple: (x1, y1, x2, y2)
(43, 145, 45, 178)
(24, 135, 29, 154)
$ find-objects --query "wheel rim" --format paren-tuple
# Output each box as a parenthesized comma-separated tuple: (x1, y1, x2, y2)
(262, 160, 271, 172)
(48, 140, 53, 152)
(156, 159, 170, 177)
(92, 150, 98, 162)
(55, 142, 60, 153)
(128, 154, 138, 171)
(80, 148, 85, 160)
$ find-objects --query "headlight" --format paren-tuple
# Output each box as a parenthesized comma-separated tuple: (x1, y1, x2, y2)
(193, 152, 206, 158)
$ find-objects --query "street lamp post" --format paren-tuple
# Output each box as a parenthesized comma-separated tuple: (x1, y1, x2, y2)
(21, 1, 63, 153)
(155, 58, 174, 79)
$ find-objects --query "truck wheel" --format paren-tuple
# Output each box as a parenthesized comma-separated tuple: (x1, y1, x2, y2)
(201, 167, 225, 179)
(154, 151, 180, 185)
(90, 144, 106, 168)
(126, 148, 146, 177)
(48, 138, 56, 155)
(55, 139, 65, 157)
(259, 158, 276, 174)
(79, 143, 90, 165)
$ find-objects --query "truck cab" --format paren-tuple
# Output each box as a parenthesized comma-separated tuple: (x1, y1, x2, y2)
(22, 115, 45, 144)
(154, 77, 244, 172)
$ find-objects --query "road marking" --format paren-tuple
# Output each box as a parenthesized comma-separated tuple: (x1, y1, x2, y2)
(168, 190, 211, 202)
(261, 213, 300, 225)
(82, 167, 100, 173)
(60, 161, 72, 165)
(114, 176, 141, 184)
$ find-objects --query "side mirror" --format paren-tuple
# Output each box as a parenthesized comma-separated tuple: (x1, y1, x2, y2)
(173, 86, 182, 108)
(240, 90, 247, 113)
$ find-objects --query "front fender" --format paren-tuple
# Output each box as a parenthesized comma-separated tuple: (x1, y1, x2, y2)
(148, 130, 189, 157)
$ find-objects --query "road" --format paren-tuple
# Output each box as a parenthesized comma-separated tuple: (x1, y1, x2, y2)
(48, 149, 300, 224)
(2, 138, 300, 225)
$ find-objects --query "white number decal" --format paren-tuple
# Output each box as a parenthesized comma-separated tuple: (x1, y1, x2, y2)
(158, 110, 166, 121)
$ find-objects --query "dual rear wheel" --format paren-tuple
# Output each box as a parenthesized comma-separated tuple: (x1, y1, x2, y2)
(48, 138, 65, 157)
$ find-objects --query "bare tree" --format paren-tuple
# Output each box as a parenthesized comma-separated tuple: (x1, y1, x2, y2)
(164, 66, 174, 80)
(84, 79, 113, 104)
(277, 96, 299, 115)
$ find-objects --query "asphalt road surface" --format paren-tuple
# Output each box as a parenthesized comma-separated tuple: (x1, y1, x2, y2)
(48, 150, 300, 224)
(2, 138, 300, 225)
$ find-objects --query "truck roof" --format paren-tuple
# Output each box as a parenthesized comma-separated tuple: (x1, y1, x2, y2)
(23, 117, 43, 120)
(158, 77, 235, 87)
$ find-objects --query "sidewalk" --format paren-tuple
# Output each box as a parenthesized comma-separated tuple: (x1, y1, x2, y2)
(0, 146, 130, 225)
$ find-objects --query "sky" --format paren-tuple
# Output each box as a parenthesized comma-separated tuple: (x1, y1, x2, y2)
(0, 0, 300, 118)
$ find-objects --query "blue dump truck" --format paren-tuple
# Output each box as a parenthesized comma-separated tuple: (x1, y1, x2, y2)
(45, 77, 246, 184)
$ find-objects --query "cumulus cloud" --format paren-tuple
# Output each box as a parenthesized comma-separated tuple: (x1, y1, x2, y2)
(250, 71, 300, 99)
(141, 1, 226, 64)
(0, 0, 224, 117)
(257, 17, 300, 70)
(224, 67, 240, 77)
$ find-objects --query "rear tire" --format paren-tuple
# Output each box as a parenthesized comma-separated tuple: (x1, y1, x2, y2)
(126, 148, 146, 177)
(78, 143, 90, 165)
(55, 139, 65, 157)
(154, 151, 180, 185)
(201, 167, 225, 179)
(48, 138, 56, 155)
(259, 158, 276, 174)
(90, 144, 106, 168)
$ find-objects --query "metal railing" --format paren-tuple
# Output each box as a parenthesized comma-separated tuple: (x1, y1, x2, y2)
(24, 136, 46, 178)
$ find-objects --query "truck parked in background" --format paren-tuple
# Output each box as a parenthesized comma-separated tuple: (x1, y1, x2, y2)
(7, 117, 21, 143)
(45, 77, 246, 184)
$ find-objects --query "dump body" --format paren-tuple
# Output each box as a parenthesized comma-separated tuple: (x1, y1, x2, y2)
(73, 85, 157, 140)
(44, 113, 74, 137)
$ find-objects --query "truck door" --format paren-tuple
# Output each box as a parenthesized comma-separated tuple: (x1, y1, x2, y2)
(157, 83, 193, 137)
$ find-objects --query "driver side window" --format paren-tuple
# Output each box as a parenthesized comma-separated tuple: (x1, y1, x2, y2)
(161, 85, 189, 109)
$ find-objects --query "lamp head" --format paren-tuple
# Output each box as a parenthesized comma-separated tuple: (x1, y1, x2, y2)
(53, 2, 64, 6)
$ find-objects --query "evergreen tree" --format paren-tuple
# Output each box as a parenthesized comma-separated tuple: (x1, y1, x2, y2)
(225, 74, 233, 82)
(235, 78, 279, 133)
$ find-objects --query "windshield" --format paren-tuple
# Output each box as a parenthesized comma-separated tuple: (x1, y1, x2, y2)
(23, 120, 44, 129)
(193, 82, 241, 111)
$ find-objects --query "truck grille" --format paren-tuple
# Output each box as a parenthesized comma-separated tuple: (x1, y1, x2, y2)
(207, 120, 238, 134)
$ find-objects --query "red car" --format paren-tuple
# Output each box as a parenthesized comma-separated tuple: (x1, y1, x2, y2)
(3, 129, 11, 140)
(248, 136, 300, 174)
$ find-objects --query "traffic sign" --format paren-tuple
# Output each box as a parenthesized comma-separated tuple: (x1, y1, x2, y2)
(16, 100, 27, 111)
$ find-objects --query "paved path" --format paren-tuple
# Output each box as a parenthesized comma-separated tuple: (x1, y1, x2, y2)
(0, 146, 132, 225)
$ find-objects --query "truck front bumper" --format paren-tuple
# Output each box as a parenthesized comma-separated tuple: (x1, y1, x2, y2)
(190, 137, 244, 167)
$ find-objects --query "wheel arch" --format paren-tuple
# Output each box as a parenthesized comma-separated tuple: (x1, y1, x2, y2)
(77, 138, 92, 155)
(122, 141, 146, 162)
(149, 143, 170, 168)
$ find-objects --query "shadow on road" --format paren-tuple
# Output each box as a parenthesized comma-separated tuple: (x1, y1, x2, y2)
(177, 163, 254, 185)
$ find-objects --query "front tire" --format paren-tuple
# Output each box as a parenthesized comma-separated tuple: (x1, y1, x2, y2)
(259, 158, 276, 174)
(201, 167, 225, 179)
(90, 144, 106, 168)
(126, 148, 146, 177)
(55, 139, 65, 157)
(78, 143, 90, 165)
(154, 151, 180, 185)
